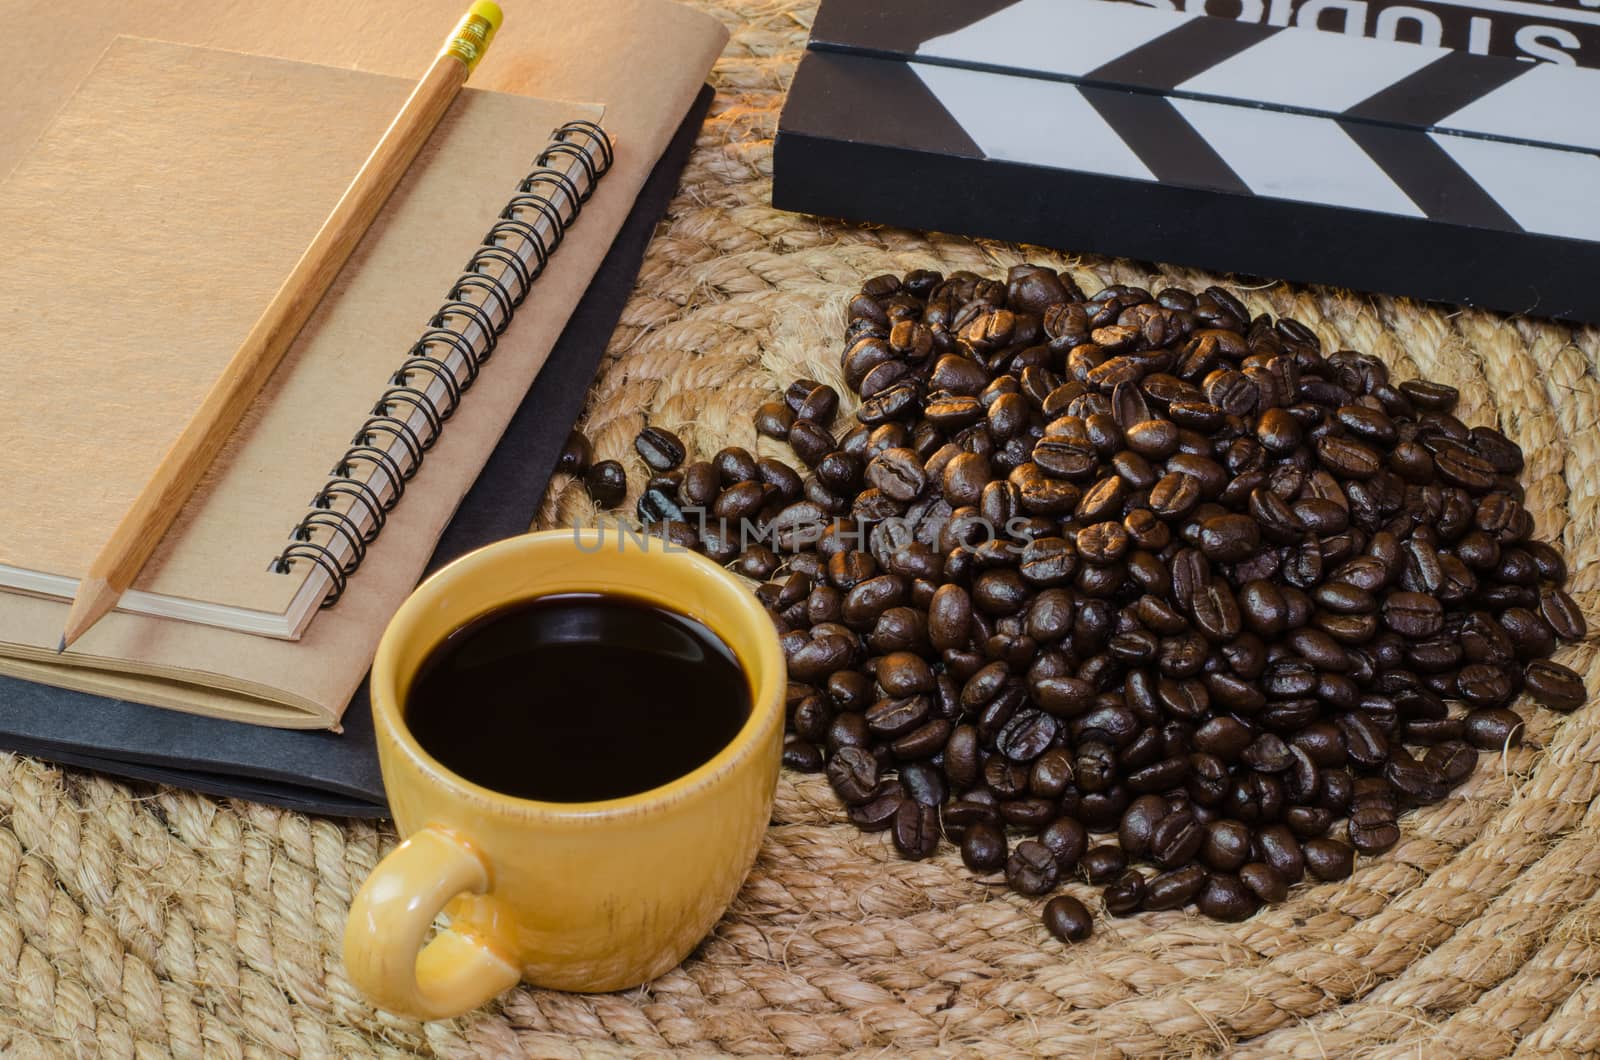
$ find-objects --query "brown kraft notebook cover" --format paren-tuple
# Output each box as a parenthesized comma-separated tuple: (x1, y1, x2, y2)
(0, 0, 728, 729)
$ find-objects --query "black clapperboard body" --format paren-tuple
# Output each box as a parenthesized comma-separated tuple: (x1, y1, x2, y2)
(773, 0, 1600, 323)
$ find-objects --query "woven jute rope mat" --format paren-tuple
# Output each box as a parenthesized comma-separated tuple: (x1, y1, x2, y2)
(3, 2, 1597, 1055)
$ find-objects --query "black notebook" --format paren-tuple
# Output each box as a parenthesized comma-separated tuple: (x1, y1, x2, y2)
(0, 86, 712, 818)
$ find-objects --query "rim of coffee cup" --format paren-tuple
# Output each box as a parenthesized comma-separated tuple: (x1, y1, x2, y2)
(370, 527, 786, 819)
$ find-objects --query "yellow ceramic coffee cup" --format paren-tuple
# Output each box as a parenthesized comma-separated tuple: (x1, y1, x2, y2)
(344, 528, 785, 1020)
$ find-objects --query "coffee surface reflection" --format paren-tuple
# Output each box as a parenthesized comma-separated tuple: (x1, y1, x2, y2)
(406, 592, 750, 802)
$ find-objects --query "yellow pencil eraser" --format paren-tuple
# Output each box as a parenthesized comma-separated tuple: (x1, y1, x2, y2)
(445, 1, 501, 72)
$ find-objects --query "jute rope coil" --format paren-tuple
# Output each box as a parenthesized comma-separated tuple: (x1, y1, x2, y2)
(1, 2, 1596, 1055)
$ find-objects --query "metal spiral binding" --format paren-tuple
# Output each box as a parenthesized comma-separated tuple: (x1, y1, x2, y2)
(269, 120, 613, 608)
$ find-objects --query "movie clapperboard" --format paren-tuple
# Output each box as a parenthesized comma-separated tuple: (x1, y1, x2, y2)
(773, 0, 1600, 323)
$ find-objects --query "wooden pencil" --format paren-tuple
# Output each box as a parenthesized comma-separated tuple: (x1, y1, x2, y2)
(59, 2, 504, 651)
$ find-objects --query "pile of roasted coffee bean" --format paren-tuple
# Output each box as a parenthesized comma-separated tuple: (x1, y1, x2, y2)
(561, 268, 1590, 941)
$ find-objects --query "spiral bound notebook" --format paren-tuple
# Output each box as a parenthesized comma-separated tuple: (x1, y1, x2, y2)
(0, 83, 714, 815)
(0, 0, 729, 728)
(0, 38, 607, 640)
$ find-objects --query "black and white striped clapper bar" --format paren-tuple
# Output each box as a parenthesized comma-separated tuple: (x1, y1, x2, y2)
(773, 0, 1600, 323)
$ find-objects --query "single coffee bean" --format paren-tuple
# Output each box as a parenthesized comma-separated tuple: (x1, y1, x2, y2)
(1198, 514, 1260, 563)
(1191, 581, 1243, 642)
(1348, 804, 1400, 854)
(934, 726, 972, 784)
(1125, 419, 1180, 459)
(1382, 591, 1445, 638)
(1425, 742, 1478, 785)
(583, 460, 627, 507)
(731, 545, 780, 583)
(1400, 379, 1459, 411)
(1080, 844, 1127, 885)
(1143, 865, 1207, 910)
(1254, 408, 1302, 453)
(927, 582, 973, 652)
(1118, 794, 1168, 859)
(1128, 757, 1190, 794)
(556, 429, 593, 474)
(983, 755, 1029, 800)
(1101, 869, 1146, 916)
(783, 738, 823, 772)
(1028, 748, 1074, 799)
(877, 652, 935, 698)
(793, 382, 840, 426)
(1201, 819, 1253, 871)
(1149, 471, 1202, 519)
(1500, 607, 1558, 659)
(1006, 840, 1060, 896)
(942, 792, 997, 830)
(1241, 734, 1294, 773)
(1523, 540, 1567, 583)
(826, 671, 873, 714)
(961, 821, 1008, 872)
(997, 709, 1059, 763)
(1001, 798, 1059, 833)
(826, 746, 880, 805)
(673, 461, 717, 509)
(892, 800, 940, 860)
(1314, 581, 1376, 615)
(791, 694, 831, 745)
(1435, 446, 1497, 491)
(1457, 663, 1514, 708)
(1238, 862, 1288, 904)
(754, 400, 797, 440)
(1464, 707, 1524, 749)
(843, 575, 908, 629)
(1336, 405, 1397, 445)
(711, 480, 765, 523)
(783, 627, 856, 684)
(848, 788, 904, 831)
(1302, 838, 1356, 881)
(752, 457, 800, 505)
(714, 446, 760, 487)
(636, 485, 685, 525)
(972, 568, 1030, 617)
(634, 426, 686, 471)
(809, 451, 860, 495)
(1254, 825, 1305, 884)
(1039, 816, 1089, 871)
(826, 712, 869, 755)
(865, 448, 927, 502)
(866, 695, 931, 741)
(1019, 537, 1077, 587)
(788, 420, 837, 469)
(894, 760, 944, 807)
(1539, 587, 1587, 642)
(1339, 711, 1389, 768)
(1078, 521, 1131, 565)
(1198, 873, 1259, 922)
(938, 450, 988, 506)
(1524, 660, 1586, 712)
(1043, 894, 1094, 942)
(1149, 811, 1204, 869)
(1193, 716, 1254, 761)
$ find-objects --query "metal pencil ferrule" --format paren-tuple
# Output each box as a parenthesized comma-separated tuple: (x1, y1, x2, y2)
(443, 2, 501, 72)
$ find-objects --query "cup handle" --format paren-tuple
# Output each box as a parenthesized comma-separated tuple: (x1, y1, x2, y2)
(343, 826, 521, 1019)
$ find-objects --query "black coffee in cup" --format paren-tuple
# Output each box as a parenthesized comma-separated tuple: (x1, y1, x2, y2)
(405, 593, 750, 801)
